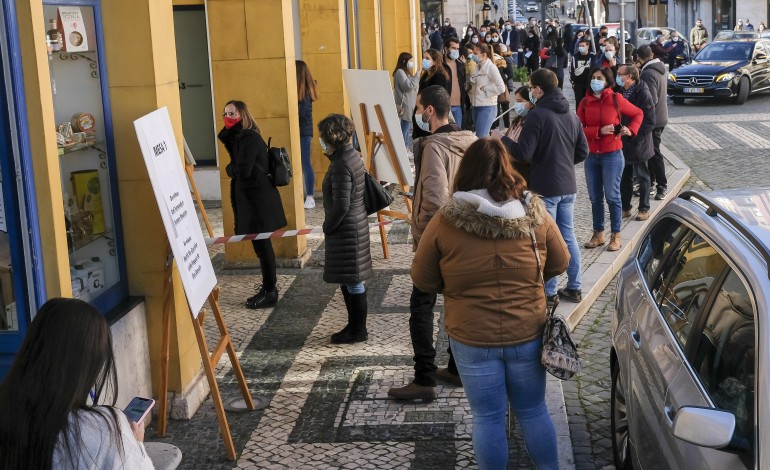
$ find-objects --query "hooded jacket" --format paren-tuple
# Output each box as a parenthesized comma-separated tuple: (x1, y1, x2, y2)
(577, 87, 643, 154)
(619, 80, 655, 164)
(501, 88, 588, 197)
(411, 192, 569, 347)
(321, 143, 372, 284)
(411, 125, 476, 247)
(640, 59, 669, 128)
(468, 57, 506, 107)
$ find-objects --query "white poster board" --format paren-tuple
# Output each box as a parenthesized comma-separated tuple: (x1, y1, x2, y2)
(342, 70, 414, 186)
(134, 108, 216, 316)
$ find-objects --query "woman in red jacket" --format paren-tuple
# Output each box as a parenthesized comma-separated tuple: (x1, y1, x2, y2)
(577, 67, 643, 252)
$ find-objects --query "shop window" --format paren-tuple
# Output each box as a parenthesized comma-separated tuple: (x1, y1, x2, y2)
(43, 2, 127, 313)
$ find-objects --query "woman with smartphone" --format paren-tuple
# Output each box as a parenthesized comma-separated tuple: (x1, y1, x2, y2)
(577, 67, 643, 253)
(0, 298, 154, 469)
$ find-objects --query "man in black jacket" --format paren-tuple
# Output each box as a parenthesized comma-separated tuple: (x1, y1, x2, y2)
(441, 18, 458, 42)
(616, 65, 655, 221)
(497, 68, 588, 304)
(442, 37, 469, 129)
(637, 45, 669, 200)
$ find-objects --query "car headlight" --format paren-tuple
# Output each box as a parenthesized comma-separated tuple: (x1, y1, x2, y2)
(716, 72, 736, 82)
(668, 73, 676, 82)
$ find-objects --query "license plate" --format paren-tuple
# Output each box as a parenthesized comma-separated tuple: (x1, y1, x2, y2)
(683, 87, 704, 93)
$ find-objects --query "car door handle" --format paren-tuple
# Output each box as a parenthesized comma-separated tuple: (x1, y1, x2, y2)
(664, 406, 676, 427)
(630, 330, 641, 350)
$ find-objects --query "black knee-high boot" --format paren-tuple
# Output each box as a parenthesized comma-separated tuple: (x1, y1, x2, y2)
(331, 289, 368, 344)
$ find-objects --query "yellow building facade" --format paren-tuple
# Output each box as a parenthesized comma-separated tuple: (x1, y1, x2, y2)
(0, 0, 419, 417)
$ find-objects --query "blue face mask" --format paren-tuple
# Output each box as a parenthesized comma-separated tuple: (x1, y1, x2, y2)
(422, 58, 432, 70)
(449, 49, 460, 60)
(616, 75, 624, 87)
(513, 101, 529, 117)
(415, 110, 431, 132)
(319, 138, 330, 155)
(407, 60, 414, 69)
(591, 79, 606, 93)
(470, 54, 481, 63)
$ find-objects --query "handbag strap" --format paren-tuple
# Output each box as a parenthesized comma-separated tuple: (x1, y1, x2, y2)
(527, 212, 559, 315)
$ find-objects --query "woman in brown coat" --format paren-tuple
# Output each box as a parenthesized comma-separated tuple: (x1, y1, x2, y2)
(411, 138, 569, 469)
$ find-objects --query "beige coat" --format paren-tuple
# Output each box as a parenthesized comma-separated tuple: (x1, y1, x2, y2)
(467, 58, 506, 107)
(411, 129, 477, 248)
(412, 192, 569, 347)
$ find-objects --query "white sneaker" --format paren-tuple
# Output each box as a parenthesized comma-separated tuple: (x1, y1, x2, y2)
(304, 196, 316, 209)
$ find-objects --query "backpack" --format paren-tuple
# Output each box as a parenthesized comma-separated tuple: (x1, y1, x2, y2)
(256, 137, 292, 186)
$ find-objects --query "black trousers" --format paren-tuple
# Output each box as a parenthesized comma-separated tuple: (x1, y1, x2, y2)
(621, 162, 650, 212)
(252, 239, 277, 291)
(494, 101, 510, 129)
(409, 285, 458, 386)
(648, 127, 667, 189)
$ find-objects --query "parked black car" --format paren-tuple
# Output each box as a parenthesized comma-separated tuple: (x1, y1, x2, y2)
(667, 39, 770, 105)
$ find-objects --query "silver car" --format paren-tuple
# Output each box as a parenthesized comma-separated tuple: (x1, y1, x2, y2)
(635, 27, 679, 47)
(611, 189, 769, 469)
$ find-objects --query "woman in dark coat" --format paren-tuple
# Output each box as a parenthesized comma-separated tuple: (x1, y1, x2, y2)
(218, 100, 287, 309)
(318, 114, 372, 344)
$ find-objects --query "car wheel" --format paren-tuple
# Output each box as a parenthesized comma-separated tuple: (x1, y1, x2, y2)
(672, 97, 685, 105)
(611, 365, 632, 469)
(734, 76, 750, 105)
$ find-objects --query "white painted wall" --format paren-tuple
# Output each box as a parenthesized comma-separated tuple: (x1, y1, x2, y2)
(191, 167, 222, 201)
(444, 0, 472, 32)
(735, 0, 766, 30)
(110, 302, 153, 409)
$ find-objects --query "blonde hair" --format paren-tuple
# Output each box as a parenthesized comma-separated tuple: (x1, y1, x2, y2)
(296, 60, 318, 102)
(224, 100, 261, 134)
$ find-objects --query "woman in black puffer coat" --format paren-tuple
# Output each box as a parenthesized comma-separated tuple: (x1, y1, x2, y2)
(318, 114, 372, 344)
(218, 100, 287, 309)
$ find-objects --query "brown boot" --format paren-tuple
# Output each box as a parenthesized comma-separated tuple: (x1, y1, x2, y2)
(636, 210, 649, 221)
(387, 382, 437, 401)
(584, 230, 605, 248)
(607, 232, 622, 251)
(622, 210, 632, 218)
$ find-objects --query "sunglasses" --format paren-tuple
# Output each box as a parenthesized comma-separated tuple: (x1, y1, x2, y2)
(222, 111, 238, 118)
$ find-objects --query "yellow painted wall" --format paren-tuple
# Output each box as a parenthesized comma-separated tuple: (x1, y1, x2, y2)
(209, 0, 307, 262)
(380, 0, 398, 74)
(356, 0, 382, 70)
(299, 0, 349, 186)
(101, 0, 201, 394)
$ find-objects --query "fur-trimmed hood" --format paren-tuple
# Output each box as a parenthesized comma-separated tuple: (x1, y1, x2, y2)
(440, 190, 547, 239)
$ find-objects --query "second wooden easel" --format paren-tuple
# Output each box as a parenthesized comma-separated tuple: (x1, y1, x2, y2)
(359, 103, 413, 259)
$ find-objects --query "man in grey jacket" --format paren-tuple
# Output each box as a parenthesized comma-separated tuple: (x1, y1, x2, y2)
(637, 45, 669, 200)
(388, 86, 477, 401)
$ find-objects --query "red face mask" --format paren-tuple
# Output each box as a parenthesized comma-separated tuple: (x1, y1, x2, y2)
(224, 116, 241, 129)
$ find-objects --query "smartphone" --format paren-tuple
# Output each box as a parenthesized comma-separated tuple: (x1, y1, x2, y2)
(124, 397, 155, 423)
(613, 124, 623, 135)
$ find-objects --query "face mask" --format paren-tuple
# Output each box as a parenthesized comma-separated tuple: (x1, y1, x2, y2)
(605, 51, 615, 60)
(578, 46, 588, 54)
(224, 116, 241, 129)
(485, 36, 492, 43)
(529, 90, 538, 105)
(319, 138, 330, 155)
(492, 36, 499, 42)
(616, 75, 625, 87)
(600, 45, 606, 53)
(513, 102, 529, 117)
(672, 37, 679, 42)
(472, 38, 479, 44)
(505, 25, 512, 31)
(449, 49, 460, 60)
(422, 59, 432, 70)
(590, 79, 605, 93)
(407, 60, 414, 69)
(415, 110, 431, 132)
(470, 54, 481, 63)
(444, 22, 449, 26)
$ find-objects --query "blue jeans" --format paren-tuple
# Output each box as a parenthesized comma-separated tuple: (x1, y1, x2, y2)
(300, 135, 314, 197)
(400, 119, 411, 148)
(451, 106, 463, 128)
(584, 150, 624, 233)
(542, 194, 581, 296)
(343, 282, 365, 294)
(472, 105, 497, 138)
(450, 337, 558, 470)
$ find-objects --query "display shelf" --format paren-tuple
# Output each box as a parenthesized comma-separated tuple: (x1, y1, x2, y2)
(58, 141, 104, 156)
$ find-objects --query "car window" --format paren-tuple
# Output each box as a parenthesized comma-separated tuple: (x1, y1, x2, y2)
(656, 233, 727, 349)
(639, 217, 687, 288)
(699, 42, 754, 60)
(691, 269, 755, 462)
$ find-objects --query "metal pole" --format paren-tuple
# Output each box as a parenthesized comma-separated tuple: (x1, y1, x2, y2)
(582, 0, 596, 54)
(620, 1, 626, 63)
(541, 0, 547, 37)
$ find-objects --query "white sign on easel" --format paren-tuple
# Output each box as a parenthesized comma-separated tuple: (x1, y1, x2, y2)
(134, 107, 216, 316)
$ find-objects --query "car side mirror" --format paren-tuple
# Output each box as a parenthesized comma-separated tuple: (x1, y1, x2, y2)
(754, 52, 768, 63)
(671, 406, 735, 448)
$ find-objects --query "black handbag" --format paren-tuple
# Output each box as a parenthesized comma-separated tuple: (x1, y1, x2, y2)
(529, 223, 582, 380)
(363, 171, 394, 215)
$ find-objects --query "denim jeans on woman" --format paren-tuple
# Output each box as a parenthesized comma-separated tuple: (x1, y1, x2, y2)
(450, 337, 558, 470)
(472, 105, 498, 138)
(541, 194, 581, 297)
(300, 135, 314, 197)
(584, 150, 624, 233)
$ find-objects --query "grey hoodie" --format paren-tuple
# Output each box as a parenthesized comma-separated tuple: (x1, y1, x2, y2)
(640, 59, 668, 128)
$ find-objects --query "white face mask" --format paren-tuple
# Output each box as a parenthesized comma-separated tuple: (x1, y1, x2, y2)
(672, 37, 679, 42)
(415, 110, 431, 132)
(492, 36, 499, 42)
(472, 38, 479, 44)
(578, 46, 588, 54)
(319, 138, 331, 155)
(513, 101, 529, 117)
(605, 51, 615, 60)
(449, 49, 460, 60)
(407, 60, 414, 69)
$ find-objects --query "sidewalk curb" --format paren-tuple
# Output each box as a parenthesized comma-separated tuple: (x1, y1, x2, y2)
(548, 144, 689, 470)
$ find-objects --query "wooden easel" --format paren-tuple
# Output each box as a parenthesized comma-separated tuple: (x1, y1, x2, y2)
(359, 103, 413, 259)
(155, 141, 254, 460)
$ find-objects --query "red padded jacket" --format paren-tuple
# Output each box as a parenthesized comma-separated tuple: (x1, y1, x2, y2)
(577, 87, 643, 154)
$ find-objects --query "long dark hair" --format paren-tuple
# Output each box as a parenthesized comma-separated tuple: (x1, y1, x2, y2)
(422, 49, 449, 82)
(224, 99, 261, 134)
(453, 138, 527, 202)
(0, 298, 122, 469)
(296, 60, 318, 102)
(394, 52, 413, 78)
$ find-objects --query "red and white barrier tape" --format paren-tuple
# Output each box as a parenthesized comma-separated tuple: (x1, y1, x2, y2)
(204, 219, 407, 245)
